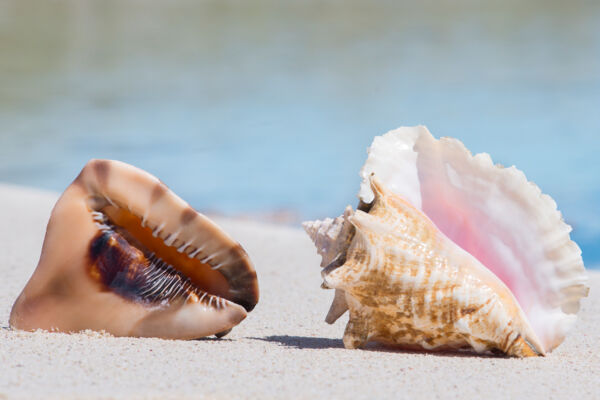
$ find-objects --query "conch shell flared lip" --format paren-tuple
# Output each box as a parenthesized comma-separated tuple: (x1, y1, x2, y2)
(10, 159, 259, 339)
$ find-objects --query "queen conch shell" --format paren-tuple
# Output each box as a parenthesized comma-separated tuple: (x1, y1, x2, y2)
(10, 159, 259, 339)
(303, 126, 589, 357)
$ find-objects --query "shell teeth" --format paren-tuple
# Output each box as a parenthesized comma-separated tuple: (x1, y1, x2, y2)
(198, 292, 208, 303)
(95, 223, 111, 232)
(201, 250, 221, 264)
(152, 221, 166, 238)
(211, 262, 225, 271)
(163, 229, 180, 246)
(177, 239, 194, 253)
(188, 246, 203, 258)
(141, 210, 150, 227)
(91, 211, 111, 231)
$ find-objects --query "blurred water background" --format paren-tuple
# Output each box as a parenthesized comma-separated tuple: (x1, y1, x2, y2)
(0, 0, 599, 267)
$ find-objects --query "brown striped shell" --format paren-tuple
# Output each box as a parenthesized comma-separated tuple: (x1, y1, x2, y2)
(318, 178, 542, 356)
(10, 159, 259, 339)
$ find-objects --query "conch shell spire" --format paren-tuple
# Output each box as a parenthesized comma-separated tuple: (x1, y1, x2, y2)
(303, 207, 355, 324)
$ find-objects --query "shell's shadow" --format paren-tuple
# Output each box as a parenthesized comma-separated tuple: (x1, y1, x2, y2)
(251, 335, 344, 350)
(194, 337, 233, 342)
(252, 335, 505, 358)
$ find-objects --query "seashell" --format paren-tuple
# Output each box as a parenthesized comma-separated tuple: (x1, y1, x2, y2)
(10, 159, 259, 339)
(304, 126, 589, 356)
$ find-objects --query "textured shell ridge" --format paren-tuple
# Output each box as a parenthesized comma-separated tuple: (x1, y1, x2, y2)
(331, 178, 544, 356)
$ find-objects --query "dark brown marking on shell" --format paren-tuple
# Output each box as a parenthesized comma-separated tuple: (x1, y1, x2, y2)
(223, 266, 258, 312)
(151, 183, 168, 204)
(500, 332, 513, 352)
(218, 244, 259, 312)
(215, 328, 232, 338)
(180, 207, 197, 225)
(47, 272, 74, 298)
(357, 199, 373, 213)
(322, 254, 346, 277)
(93, 160, 110, 187)
(460, 306, 479, 316)
(348, 249, 367, 269)
(230, 243, 248, 259)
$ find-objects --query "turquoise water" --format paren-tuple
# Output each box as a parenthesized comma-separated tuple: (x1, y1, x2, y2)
(1, 1, 599, 266)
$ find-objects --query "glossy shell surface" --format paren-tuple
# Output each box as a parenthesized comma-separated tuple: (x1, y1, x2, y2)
(10, 159, 259, 339)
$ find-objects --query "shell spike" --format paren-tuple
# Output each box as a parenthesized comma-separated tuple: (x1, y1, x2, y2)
(325, 289, 349, 324)
(367, 173, 384, 197)
(348, 209, 392, 238)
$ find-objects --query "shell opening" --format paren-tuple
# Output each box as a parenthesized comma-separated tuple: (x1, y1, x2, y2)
(89, 203, 232, 307)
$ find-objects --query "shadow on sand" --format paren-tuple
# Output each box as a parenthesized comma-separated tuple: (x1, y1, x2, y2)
(251, 335, 344, 350)
(252, 335, 504, 358)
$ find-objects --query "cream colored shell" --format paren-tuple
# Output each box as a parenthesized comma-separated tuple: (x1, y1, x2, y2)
(304, 126, 589, 356)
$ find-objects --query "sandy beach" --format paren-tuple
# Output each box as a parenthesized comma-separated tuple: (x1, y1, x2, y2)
(0, 183, 598, 400)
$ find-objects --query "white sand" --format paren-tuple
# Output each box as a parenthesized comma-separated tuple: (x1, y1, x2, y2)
(0, 183, 598, 400)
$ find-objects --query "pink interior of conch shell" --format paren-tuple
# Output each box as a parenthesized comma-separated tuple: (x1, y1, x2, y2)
(358, 126, 588, 353)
